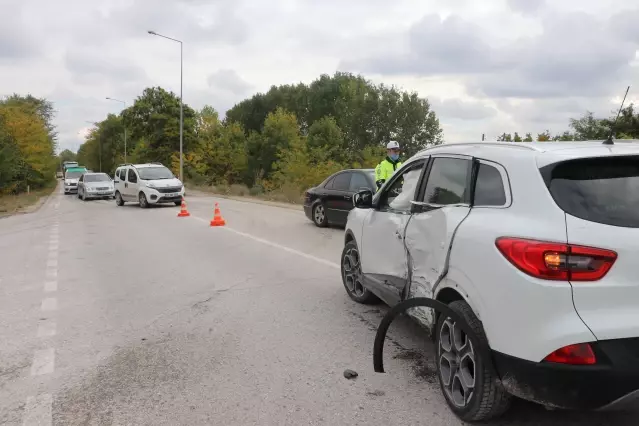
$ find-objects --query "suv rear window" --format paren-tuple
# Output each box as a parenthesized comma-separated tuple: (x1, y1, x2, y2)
(544, 156, 639, 228)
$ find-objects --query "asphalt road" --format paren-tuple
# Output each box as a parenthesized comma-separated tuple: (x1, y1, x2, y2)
(0, 184, 636, 426)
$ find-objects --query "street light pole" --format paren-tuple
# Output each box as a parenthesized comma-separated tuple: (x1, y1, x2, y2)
(85, 121, 101, 172)
(105, 97, 127, 164)
(148, 30, 184, 183)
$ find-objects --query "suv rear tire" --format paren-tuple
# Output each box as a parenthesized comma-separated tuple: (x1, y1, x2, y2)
(340, 240, 379, 304)
(435, 300, 511, 422)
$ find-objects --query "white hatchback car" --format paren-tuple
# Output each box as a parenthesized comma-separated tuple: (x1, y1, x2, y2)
(342, 141, 639, 422)
(113, 163, 184, 208)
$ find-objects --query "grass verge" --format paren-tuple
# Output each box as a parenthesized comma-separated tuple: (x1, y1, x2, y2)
(187, 183, 305, 209)
(0, 183, 57, 218)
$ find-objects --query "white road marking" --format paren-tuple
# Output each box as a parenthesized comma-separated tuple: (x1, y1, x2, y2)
(190, 216, 340, 269)
(30, 349, 55, 376)
(43, 281, 57, 293)
(48, 243, 58, 251)
(46, 259, 57, 268)
(45, 269, 57, 279)
(37, 321, 56, 338)
(41, 298, 57, 312)
(22, 394, 52, 426)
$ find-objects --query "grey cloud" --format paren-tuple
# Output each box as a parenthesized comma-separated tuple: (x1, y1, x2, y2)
(0, 2, 41, 60)
(431, 98, 498, 120)
(507, 0, 545, 15)
(341, 14, 504, 75)
(207, 69, 252, 96)
(64, 50, 147, 84)
(78, 0, 248, 47)
(345, 8, 639, 100)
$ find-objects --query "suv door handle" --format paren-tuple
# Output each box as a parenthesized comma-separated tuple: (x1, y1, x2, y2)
(125, 183, 128, 188)
(344, 195, 351, 200)
(395, 230, 402, 239)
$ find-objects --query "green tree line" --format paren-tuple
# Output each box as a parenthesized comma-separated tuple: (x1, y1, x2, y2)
(497, 105, 639, 142)
(77, 72, 443, 200)
(0, 94, 58, 194)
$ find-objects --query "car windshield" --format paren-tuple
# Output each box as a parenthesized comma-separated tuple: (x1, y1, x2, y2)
(138, 166, 174, 180)
(84, 173, 110, 183)
(65, 171, 83, 179)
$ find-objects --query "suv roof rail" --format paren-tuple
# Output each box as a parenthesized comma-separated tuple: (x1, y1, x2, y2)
(150, 162, 163, 165)
(117, 163, 134, 167)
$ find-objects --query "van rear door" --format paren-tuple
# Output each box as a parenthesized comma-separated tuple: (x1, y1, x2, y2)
(544, 155, 639, 340)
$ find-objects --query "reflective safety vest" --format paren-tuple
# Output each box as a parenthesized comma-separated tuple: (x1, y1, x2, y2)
(375, 157, 402, 190)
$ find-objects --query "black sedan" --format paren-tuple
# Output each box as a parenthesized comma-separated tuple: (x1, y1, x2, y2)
(303, 169, 376, 227)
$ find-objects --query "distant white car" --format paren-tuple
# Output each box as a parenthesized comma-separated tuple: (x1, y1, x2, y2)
(63, 170, 84, 194)
(343, 140, 639, 422)
(113, 163, 184, 208)
(77, 172, 115, 201)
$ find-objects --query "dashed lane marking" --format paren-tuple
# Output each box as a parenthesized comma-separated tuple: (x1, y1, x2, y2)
(41, 298, 57, 312)
(44, 281, 57, 293)
(189, 215, 340, 269)
(37, 320, 56, 338)
(22, 394, 52, 426)
(30, 348, 55, 376)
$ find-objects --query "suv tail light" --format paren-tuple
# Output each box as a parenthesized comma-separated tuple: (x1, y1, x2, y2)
(543, 343, 596, 365)
(495, 237, 617, 281)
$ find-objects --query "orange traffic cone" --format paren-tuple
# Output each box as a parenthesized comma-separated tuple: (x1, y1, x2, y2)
(210, 202, 226, 226)
(177, 197, 190, 217)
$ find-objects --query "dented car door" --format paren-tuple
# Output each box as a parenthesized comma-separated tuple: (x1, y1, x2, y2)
(404, 156, 473, 327)
(360, 159, 428, 306)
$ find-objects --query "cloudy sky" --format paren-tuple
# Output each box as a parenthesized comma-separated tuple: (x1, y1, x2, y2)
(1, 0, 638, 152)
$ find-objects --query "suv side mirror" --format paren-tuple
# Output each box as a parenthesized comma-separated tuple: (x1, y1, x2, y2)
(353, 189, 373, 209)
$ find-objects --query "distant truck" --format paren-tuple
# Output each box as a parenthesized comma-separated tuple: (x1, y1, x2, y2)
(62, 161, 79, 171)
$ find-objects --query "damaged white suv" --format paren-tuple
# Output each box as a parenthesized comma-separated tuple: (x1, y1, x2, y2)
(342, 141, 639, 422)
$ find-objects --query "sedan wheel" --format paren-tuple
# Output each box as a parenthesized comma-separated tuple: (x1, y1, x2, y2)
(312, 203, 328, 227)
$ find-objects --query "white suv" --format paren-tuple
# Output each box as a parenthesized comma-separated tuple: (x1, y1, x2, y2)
(342, 141, 639, 422)
(113, 163, 184, 208)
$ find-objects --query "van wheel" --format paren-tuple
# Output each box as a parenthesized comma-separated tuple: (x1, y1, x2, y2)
(435, 300, 512, 422)
(115, 192, 124, 206)
(139, 192, 149, 209)
(340, 240, 379, 304)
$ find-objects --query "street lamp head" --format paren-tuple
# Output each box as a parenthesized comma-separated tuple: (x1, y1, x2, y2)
(148, 30, 156, 35)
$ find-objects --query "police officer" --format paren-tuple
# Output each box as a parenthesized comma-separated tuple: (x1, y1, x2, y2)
(375, 140, 402, 190)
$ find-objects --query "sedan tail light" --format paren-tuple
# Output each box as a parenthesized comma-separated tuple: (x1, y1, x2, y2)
(495, 237, 617, 281)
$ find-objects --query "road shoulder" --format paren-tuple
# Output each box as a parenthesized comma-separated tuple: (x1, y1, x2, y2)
(186, 187, 303, 212)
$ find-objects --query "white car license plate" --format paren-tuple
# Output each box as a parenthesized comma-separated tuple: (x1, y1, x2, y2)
(166, 193, 179, 197)
(99, 191, 110, 195)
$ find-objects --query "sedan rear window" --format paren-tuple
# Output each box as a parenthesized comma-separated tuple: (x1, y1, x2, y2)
(544, 156, 639, 228)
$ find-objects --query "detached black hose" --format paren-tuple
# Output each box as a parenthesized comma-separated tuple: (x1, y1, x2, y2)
(373, 297, 496, 376)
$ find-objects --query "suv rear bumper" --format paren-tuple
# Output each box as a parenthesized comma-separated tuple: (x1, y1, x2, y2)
(494, 338, 639, 410)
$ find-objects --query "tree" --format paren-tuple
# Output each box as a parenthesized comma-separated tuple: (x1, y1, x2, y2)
(0, 103, 56, 191)
(569, 112, 609, 141)
(225, 72, 443, 166)
(182, 106, 248, 185)
(537, 130, 552, 141)
(123, 87, 197, 169)
(523, 133, 533, 142)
